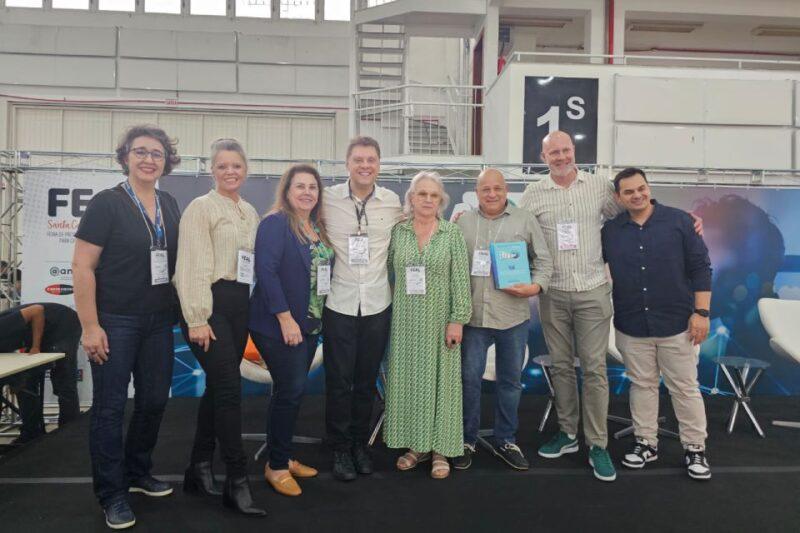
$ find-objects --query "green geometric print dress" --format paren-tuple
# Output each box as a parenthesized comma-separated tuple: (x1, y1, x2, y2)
(384, 219, 472, 457)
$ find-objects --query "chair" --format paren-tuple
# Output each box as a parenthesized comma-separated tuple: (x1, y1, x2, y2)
(531, 354, 578, 433)
(240, 337, 324, 460)
(606, 326, 680, 441)
(475, 343, 529, 452)
(758, 298, 800, 430)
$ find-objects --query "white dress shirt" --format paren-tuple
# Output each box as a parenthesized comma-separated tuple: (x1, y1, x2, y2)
(322, 180, 403, 317)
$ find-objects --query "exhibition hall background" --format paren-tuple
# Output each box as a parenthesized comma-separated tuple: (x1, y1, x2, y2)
(20, 170, 800, 402)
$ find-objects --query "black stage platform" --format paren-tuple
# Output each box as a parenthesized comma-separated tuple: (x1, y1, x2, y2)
(1, 394, 799, 532)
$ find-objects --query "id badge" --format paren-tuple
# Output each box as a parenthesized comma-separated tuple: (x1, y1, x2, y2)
(406, 265, 426, 295)
(471, 249, 491, 277)
(348, 233, 370, 265)
(317, 262, 331, 296)
(237, 250, 254, 285)
(557, 222, 579, 251)
(150, 249, 169, 285)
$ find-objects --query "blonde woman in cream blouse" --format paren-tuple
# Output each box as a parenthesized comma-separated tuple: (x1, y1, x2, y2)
(173, 138, 265, 517)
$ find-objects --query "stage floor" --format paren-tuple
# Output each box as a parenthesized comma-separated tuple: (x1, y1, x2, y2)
(1, 394, 799, 532)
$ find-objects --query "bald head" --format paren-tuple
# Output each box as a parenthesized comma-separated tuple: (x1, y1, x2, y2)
(476, 168, 508, 217)
(540, 130, 577, 180)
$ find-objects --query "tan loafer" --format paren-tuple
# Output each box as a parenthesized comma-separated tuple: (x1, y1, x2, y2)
(288, 460, 318, 478)
(264, 466, 302, 497)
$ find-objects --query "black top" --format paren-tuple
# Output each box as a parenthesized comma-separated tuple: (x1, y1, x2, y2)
(601, 201, 712, 338)
(0, 303, 79, 352)
(75, 184, 181, 315)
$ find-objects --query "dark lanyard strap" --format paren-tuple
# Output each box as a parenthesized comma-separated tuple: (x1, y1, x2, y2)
(122, 181, 165, 249)
(349, 185, 374, 233)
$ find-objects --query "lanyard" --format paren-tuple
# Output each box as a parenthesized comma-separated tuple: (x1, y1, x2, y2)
(349, 184, 374, 233)
(122, 181, 166, 249)
(474, 210, 507, 250)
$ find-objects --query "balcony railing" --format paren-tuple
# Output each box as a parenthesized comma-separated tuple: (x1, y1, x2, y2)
(353, 83, 484, 158)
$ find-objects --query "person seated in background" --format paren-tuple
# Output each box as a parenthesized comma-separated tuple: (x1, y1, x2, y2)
(0, 302, 81, 444)
(602, 168, 712, 481)
(454, 168, 552, 471)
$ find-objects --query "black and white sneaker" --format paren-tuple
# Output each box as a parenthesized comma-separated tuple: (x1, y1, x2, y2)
(452, 444, 475, 470)
(493, 442, 530, 471)
(128, 475, 173, 497)
(622, 438, 658, 469)
(685, 446, 711, 481)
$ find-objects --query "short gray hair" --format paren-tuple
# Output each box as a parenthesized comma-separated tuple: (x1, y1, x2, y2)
(403, 171, 450, 218)
(209, 138, 248, 169)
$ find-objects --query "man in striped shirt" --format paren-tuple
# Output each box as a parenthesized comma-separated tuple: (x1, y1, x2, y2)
(519, 130, 622, 482)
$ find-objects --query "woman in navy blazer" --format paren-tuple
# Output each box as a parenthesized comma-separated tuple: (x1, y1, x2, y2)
(249, 164, 334, 497)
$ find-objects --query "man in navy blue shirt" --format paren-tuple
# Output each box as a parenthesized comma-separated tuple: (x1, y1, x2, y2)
(602, 168, 712, 481)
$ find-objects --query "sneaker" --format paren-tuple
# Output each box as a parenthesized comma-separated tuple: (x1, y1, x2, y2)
(103, 498, 136, 530)
(685, 446, 711, 481)
(588, 446, 617, 482)
(493, 442, 530, 471)
(332, 450, 357, 482)
(128, 475, 173, 497)
(352, 443, 374, 475)
(622, 438, 658, 469)
(538, 432, 579, 459)
(452, 444, 476, 470)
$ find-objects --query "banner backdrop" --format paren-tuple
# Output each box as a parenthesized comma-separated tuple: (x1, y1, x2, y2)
(21, 171, 800, 404)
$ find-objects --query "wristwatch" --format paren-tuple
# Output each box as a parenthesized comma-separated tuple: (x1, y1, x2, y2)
(693, 308, 710, 318)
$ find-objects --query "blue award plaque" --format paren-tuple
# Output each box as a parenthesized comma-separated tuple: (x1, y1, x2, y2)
(490, 241, 531, 289)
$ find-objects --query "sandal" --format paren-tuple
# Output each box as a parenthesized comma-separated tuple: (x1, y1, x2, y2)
(431, 453, 450, 480)
(396, 450, 431, 471)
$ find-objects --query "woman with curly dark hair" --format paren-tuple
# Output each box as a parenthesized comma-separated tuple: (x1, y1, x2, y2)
(73, 125, 182, 530)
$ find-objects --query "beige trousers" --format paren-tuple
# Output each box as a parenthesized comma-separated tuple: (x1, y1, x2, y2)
(538, 284, 613, 448)
(615, 329, 708, 449)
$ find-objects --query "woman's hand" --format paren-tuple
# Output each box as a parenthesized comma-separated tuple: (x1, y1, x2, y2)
(278, 313, 303, 347)
(445, 322, 463, 349)
(82, 324, 110, 364)
(188, 324, 217, 352)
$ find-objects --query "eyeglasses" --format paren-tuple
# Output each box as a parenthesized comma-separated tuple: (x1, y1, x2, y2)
(129, 147, 165, 161)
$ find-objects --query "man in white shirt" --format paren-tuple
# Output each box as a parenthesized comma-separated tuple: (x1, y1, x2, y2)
(322, 136, 403, 481)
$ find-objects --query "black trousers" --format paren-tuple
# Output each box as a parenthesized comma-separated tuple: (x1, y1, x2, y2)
(15, 317, 81, 440)
(322, 306, 391, 452)
(180, 280, 249, 477)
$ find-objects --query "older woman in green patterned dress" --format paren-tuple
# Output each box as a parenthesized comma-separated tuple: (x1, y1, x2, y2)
(384, 171, 472, 480)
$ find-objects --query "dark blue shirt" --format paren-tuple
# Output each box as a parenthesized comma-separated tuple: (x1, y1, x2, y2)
(601, 201, 712, 338)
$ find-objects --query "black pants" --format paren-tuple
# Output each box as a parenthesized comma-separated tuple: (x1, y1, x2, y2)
(180, 280, 250, 477)
(250, 331, 317, 470)
(15, 321, 81, 440)
(322, 306, 391, 452)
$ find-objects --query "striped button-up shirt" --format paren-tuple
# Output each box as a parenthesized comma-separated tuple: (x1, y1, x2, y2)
(519, 169, 622, 292)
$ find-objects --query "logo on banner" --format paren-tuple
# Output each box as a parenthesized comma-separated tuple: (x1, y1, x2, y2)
(45, 284, 74, 296)
(523, 76, 599, 173)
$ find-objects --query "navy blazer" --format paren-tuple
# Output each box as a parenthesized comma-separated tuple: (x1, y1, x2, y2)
(249, 211, 318, 339)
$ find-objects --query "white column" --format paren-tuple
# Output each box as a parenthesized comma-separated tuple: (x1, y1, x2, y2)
(584, 4, 606, 64)
(612, 4, 626, 64)
(482, 3, 499, 88)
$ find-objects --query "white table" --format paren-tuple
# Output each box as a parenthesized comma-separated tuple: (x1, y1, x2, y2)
(0, 352, 65, 379)
(0, 353, 65, 430)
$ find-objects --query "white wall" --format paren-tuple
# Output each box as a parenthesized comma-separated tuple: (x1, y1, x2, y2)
(0, 9, 353, 157)
(485, 61, 800, 171)
(406, 37, 462, 85)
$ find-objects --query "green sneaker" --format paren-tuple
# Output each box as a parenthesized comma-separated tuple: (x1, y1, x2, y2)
(538, 431, 579, 459)
(589, 446, 617, 482)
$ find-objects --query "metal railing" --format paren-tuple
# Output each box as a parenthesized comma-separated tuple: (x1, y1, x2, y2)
(509, 51, 800, 70)
(353, 83, 483, 158)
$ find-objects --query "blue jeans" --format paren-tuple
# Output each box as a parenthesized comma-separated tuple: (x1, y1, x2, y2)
(89, 310, 175, 507)
(461, 320, 529, 446)
(250, 331, 317, 471)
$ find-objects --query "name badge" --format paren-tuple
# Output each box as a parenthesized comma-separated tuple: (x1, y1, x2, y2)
(237, 250, 254, 285)
(150, 249, 169, 286)
(471, 249, 491, 277)
(348, 233, 370, 265)
(406, 265, 426, 295)
(317, 262, 331, 296)
(557, 222, 579, 251)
